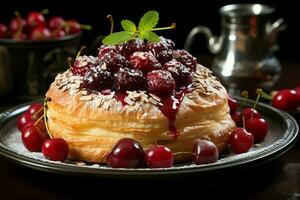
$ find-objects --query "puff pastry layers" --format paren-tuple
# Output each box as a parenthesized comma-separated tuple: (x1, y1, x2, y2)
(46, 64, 235, 163)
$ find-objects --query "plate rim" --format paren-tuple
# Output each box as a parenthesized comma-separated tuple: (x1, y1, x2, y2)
(0, 98, 298, 176)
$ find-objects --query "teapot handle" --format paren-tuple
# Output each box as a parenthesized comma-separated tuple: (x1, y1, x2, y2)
(184, 25, 221, 54)
(267, 18, 287, 51)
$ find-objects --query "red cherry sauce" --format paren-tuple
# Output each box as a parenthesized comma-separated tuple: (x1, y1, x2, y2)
(159, 89, 188, 140)
(115, 93, 128, 106)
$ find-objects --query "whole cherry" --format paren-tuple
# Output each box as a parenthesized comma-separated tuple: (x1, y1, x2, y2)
(29, 26, 51, 40)
(231, 111, 242, 127)
(28, 103, 43, 120)
(48, 16, 65, 31)
(51, 29, 65, 39)
(0, 23, 8, 38)
(272, 89, 300, 111)
(193, 140, 219, 165)
(9, 14, 26, 33)
(17, 112, 34, 131)
(144, 145, 174, 168)
(42, 138, 69, 161)
(230, 128, 254, 154)
(26, 10, 47, 29)
(241, 108, 261, 120)
(130, 52, 162, 74)
(245, 118, 269, 143)
(106, 138, 144, 168)
(21, 125, 48, 152)
(228, 96, 238, 114)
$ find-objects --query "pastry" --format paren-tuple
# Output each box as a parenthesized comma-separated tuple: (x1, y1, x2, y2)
(45, 36, 236, 163)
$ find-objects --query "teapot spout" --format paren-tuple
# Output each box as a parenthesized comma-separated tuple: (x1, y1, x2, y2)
(267, 18, 286, 51)
(184, 26, 223, 54)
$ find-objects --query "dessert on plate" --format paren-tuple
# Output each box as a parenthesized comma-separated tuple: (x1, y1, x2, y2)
(45, 25, 235, 163)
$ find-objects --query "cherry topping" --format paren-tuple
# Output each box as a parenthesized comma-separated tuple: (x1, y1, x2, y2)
(0, 23, 8, 38)
(173, 50, 197, 71)
(48, 16, 65, 31)
(147, 70, 176, 97)
(231, 111, 242, 127)
(146, 36, 175, 52)
(115, 67, 145, 91)
(163, 60, 192, 89)
(272, 89, 300, 111)
(228, 96, 238, 114)
(21, 126, 48, 152)
(116, 39, 145, 58)
(98, 45, 116, 59)
(241, 108, 261, 120)
(101, 51, 130, 73)
(106, 138, 144, 168)
(72, 56, 98, 76)
(144, 145, 174, 168)
(42, 138, 69, 162)
(245, 118, 269, 143)
(155, 49, 173, 65)
(130, 52, 162, 74)
(17, 112, 34, 131)
(82, 65, 113, 91)
(26, 11, 46, 29)
(193, 140, 219, 165)
(29, 26, 51, 40)
(230, 128, 254, 154)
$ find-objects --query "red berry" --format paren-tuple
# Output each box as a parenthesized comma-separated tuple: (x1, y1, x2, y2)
(173, 50, 197, 71)
(42, 138, 69, 161)
(101, 51, 130, 73)
(21, 126, 48, 152)
(28, 103, 43, 119)
(29, 26, 51, 40)
(230, 128, 254, 154)
(272, 89, 300, 111)
(48, 16, 65, 31)
(106, 138, 144, 168)
(82, 65, 113, 91)
(115, 67, 146, 91)
(130, 52, 162, 74)
(26, 11, 46, 28)
(147, 70, 176, 97)
(228, 96, 238, 114)
(245, 118, 269, 143)
(0, 23, 8, 38)
(163, 60, 192, 89)
(193, 140, 219, 165)
(22, 119, 46, 133)
(144, 145, 173, 168)
(9, 17, 26, 33)
(98, 45, 116, 59)
(146, 37, 174, 65)
(65, 19, 81, 34)
(116, 39, 145, 58)
(72, 56, 99, 76)
(241, 108, 261, 120)
(51, 29, 65, 39)
(231, 111, 241, 127)
(17, 112, 33, 131)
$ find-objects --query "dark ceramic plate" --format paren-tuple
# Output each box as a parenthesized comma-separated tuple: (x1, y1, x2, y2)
(0, 98, 298, 177)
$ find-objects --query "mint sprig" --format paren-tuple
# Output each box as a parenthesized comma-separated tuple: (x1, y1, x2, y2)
(102, 11, 175, 45)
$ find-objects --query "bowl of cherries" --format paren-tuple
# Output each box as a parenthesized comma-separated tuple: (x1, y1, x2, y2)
(0, 10, 91, 98)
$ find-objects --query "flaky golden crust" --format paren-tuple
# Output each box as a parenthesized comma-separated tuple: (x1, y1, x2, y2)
(46, 65, 236, 163)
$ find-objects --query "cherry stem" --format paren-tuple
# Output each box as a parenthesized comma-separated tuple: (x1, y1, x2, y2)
(240, 90, 249, 108)
(40, 9, 49, 15)
(76, 46, 86, 58)
(242, 116, 246, 128)
(34, 114, 44, 126)
(260, 90, 274, 101)
(151, 23, 176, 31)
(107, 14, 114, 34)
(14, 11, 23, 37)
(67, 57, 73, 69)
(34, 106, 44, 116)
(253, 88, 263, 110)
(79, 24, 92, 30)
(43, 98, 53, 138)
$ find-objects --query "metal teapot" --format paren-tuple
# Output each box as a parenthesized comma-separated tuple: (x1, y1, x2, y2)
(185, 4, 286, 95)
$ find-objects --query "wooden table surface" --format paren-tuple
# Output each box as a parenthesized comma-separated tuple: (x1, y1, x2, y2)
(0, 57, 299, 200)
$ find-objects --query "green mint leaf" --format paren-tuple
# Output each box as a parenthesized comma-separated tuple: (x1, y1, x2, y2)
(121, 20, 136, 32)
(138, 10, 159, 31)
(102, 31, 135, 45)
(139, 31, 160, 42)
